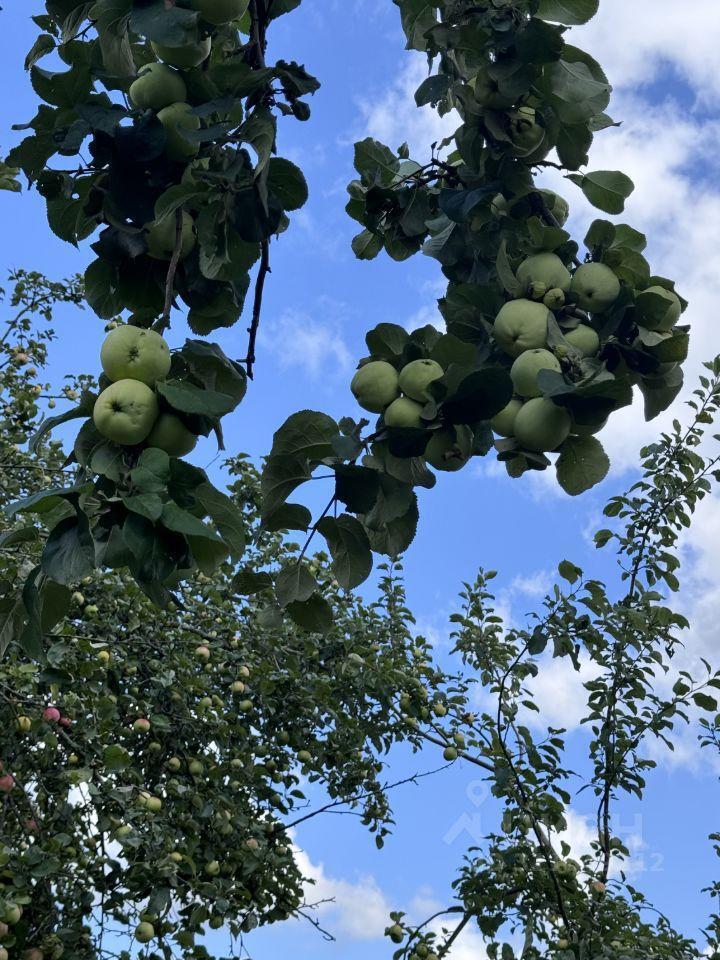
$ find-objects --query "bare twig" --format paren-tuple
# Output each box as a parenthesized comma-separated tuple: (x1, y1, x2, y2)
(155, 209, 184, 335)
(242, 240, 270, 380)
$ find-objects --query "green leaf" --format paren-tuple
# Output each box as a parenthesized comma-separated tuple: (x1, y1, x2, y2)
(334, 465, 381, 514)
(261, 455, 312, 519)
(0, 161, 21, 193)
(364, 496, 419, 558)
(232, 568, 273, 595)
(558, 560, 582, 584)
(268, 410, 339, 462)
(6, 484, 86, 519)
(317, 515, 373, 590)
(275, 563, 317, 607)
(156, 379, 237, 417)
(85, 258, 122, 319)
(536, 0, 599, 24)
(195, 483, 246, 558)
(268, 157, 308, 212)
(42, 515, 95, 585)
(415, 74, 453, 106)
(352, 229, 383, 260)
(160, 502, 222, 541)
(103, 744, 132, 771)
(693, 692, 718, 713)
(130, 448, 170, 493)
(262, 502, 312, 532)
(25, 33, 56, 70)
(354, 138, 398, 188)
(124, 493, 164, 522)
(556, 435, 610, 496)
(569, 170, 634, 214)
(285, 594, 334, 633)
(129, 0, 199, 44)
(497, 240, 521, 298)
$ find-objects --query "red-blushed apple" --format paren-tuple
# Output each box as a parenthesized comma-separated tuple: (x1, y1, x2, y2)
(0, 775, 13, 794)
(43, 706, 61, 723)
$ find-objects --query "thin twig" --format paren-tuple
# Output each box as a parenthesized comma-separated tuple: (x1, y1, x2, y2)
(243, 240, 270, 380)
(155, 209, 184, 334)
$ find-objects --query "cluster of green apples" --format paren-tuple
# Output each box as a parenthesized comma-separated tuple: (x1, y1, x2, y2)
(92, 325, 198, 456)
(126, 0, 250, 261)
(351, 357, 474, 472)
(489, 248, 683, 454)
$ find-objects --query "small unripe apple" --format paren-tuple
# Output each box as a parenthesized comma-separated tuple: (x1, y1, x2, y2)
(167, 757, 182, 771)
(239, 665, 250, 678)
(387, 924, 404, 944)
(231, 680, 245, 693)
(24, 948, 44, 960)
(84, 604, 99, 618)
(195, 645, 211, 660)
(16, 715, 32, 733)
(135, 921, 155, 944)
(97, 649, 110, 663)
(43, 706, 61, 723)
(443, 746, 458, 761)
(0, 946, 7, 960)
(245, 837, 259, 850)
(188, 760, 204, 776)
(68, 754, 79, 765)
(4, 903, 22, 924)
(238, 699, 253, 712)
(133, 718, 151, 733)
(432, 702, 447, 717)
(204, 860, 220, 876)
(169, 851, 183, 863)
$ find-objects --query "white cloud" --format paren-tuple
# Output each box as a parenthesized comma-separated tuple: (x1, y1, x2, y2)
(295, 847, 392, 940)
(261, 305, 353, 380)
(580, 0, 720, 101)
(357, 57, 458, 159)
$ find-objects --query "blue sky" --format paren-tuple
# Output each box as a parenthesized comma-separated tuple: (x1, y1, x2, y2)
(2, 1, 720, 956)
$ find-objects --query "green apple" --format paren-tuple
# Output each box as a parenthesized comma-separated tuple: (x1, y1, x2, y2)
(398, 358, 444, 401)
(157, 102, 201, 161)
(514, 398, 571, 452)
(635, 285, 682, 331)
(350, 360, 400, 413)
(472, 68, 514, 109)
(570, 263, 620, 313)
(510, 348, 561, 398)
(204, 860, 221, 876)
(493, 299, 551, 357)
(425, 425, 473, 472)
(508, 107, 545, 157)
(188, 759, 204, 776)
(491, 398, 523, 437)
(564, 324, 600, 357)
(146, 413, 197, 457)
(93, 380, 159, 446)
(135, 922, 155, 944)
(191, 0, 250, 24)
(539, 189, 569, 226)
(151, 38, 211, 70)
(543, 288, 566, 311)
(100, 325, 171, 386)
(144, 211, 196, 260)
(383, 397, 424, 428)
(129, 63, 186, 111)
(443, 746, 458, 761)
(4, 904, 22, 925)
(387, 925, 404, 944)
(517, 253, 571, 294)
